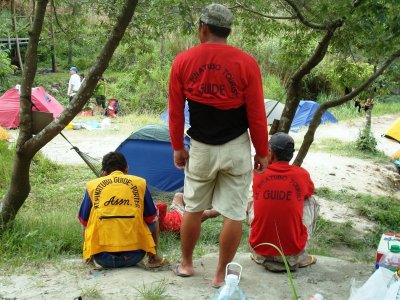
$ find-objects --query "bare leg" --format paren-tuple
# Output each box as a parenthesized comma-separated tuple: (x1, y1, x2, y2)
(176, 211, 203, 276)
(147, 220, 163, 265)
(212, 218, 242, 287)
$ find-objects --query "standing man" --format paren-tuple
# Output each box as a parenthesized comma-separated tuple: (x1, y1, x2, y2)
(168, 3, 269, 287)
(249, 133, 319, 272)
(67, 66, 81, 102)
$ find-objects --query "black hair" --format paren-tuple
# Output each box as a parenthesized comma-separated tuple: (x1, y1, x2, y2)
(101, 152, 127, 174)
(199, 21, 231, 38)
(272, 147, 294, 162)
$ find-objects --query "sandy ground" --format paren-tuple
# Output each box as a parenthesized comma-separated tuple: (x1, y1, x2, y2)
(2, 114, 399, 300)
(0, 253, 372, 300)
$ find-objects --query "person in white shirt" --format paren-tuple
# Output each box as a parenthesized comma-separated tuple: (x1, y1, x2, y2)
(68, 66, 81, 102)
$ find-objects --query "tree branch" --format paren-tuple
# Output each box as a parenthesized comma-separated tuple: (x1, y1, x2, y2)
(26, 0, 140, 152)
(17, 0, 49, 153)
(293, 48, 400, 166)
(234, 1, 296, 20)
(50, 0, 69, 36)
(283, 0, 336, 30)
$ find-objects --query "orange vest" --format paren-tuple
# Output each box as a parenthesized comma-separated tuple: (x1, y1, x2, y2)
(83, 171, 155, 259)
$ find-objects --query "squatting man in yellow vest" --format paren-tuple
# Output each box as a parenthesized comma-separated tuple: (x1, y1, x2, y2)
(77, 152, 168, 268)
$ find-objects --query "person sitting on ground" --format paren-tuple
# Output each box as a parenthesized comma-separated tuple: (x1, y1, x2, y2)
(156, 193, 220, 233)
(77, 151, 168, 269)
(248, 132, 320, 272)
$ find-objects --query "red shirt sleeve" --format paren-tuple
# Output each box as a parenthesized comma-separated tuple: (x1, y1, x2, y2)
(168, 58, 186, 150)
(244, 62, 269, 157)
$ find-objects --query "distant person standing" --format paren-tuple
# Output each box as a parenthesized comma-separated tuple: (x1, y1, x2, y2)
(94, 77, 107, 114)
(67, 66, 81, 102)
(168, 3, 269, 287)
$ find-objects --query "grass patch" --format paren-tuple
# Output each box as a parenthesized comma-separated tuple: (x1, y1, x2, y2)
(0, 141, 14, 198)
(329, 100, 400, 121)
(313, 187, 399, 260)
(134, 280, 171, 300)
(316, 187, 400, 229)
(309, 138, 388, 163)
(0, 148, 93, 269)
(309, 217, 374, 261)
(80, 285, 103, 299)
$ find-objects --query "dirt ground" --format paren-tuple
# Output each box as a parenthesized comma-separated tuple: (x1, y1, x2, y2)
(1, 113, 399, 300)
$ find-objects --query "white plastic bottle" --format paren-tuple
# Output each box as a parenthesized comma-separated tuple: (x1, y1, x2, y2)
(213, 274, 247, 300)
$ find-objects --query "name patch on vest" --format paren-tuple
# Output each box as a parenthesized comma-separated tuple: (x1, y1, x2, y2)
(93, 176, 142, 209)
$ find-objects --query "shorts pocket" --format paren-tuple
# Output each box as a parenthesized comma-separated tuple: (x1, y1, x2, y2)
(187, 147, 210, 178)
(229, 146, 251, 176)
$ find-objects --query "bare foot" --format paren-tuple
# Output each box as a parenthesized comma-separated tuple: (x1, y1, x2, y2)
(212, 272, 225, 288)
(173, 263, 194, 277)
(172, 192, 184, 207)
(147, 255, 169, 268)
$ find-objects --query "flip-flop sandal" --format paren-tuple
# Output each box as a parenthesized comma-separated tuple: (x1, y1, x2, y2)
(173, 264, 193, 277)
(212, 281, 225, 289)
(299, 255, 317, 268)
(250, 253, 264, 265)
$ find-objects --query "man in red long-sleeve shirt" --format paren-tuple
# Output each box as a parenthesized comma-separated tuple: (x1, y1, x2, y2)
(249, 133, 319, 272)
(168, 3, 269, 287)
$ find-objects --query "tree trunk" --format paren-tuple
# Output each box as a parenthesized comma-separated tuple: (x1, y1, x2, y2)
(11, 0, 24, 72)
(0, 153, 34, 229)
(49, 6, 57, 72)
(0, 0, 140, 231)
(0, 0, 49, 229)
(67, 3, 78, 66)
(293, 48, 400, 166)
(278, 24, 342, 133)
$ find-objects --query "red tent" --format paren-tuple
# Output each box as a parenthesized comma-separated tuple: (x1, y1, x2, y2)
(0, 86, 64, 129)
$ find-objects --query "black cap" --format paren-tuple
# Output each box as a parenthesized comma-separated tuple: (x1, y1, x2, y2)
(269, 132, 295, 161)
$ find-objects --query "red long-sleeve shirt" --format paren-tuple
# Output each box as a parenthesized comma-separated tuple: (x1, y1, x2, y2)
(168, 43, 268, 156)
(249, 162, 315, 256)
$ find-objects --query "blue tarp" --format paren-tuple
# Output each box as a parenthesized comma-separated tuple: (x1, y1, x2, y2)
(160, 102, 190, 128)
(290, 100, 337, 132)
(160, 100, 337, 132)
(116, 124, 189, 192)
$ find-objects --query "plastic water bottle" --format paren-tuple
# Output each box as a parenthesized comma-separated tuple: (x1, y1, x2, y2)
(212, 262, 247, 300)
(379, 242, 400, 272)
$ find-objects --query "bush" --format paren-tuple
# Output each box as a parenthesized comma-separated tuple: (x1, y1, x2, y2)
(356, 127, 377, 153)
(0, 48, 16, 92)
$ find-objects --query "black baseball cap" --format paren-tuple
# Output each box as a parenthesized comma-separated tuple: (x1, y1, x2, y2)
(269, 132, 295, 161)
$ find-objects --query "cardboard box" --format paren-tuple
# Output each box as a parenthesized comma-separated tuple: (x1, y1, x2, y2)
(375, 232, 400, 269)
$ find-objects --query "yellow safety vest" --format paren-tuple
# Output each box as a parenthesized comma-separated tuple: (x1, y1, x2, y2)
(83, 171, 156, 259)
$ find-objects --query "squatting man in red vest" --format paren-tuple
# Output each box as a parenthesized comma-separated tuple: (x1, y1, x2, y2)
(248, 132, 320, 272)
(77, 152, 168, 269)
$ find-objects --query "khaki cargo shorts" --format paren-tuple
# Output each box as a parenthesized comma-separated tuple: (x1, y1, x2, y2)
(183, 132, 252, 221)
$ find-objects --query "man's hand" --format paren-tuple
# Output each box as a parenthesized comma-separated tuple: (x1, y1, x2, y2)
(174, 149, 189, 169)
(254, 155, 268, 173)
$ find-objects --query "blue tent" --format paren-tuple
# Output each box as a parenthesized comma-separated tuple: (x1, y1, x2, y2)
(290, 100, 337, 132)
(116, 124, 189, 192)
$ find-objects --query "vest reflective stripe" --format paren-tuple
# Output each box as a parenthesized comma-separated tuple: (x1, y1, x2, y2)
(83, 171, 156, 259)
